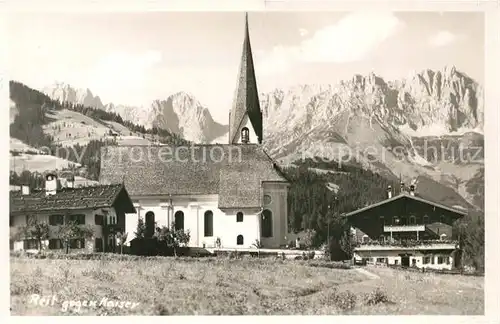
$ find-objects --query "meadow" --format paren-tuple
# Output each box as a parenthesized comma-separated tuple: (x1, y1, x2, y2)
(10, 255, 484, 315)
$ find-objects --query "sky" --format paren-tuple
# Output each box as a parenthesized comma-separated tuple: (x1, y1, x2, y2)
(8, 11, 484, 124)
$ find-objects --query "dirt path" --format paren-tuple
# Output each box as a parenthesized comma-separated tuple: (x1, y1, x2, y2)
(354, 267, 380, 280)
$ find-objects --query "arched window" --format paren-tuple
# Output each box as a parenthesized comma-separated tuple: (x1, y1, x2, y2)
(174, 211, 184, 231)
(409, 216, 416, 225)
(236, 212, 244, 222)
(362, 235, 369, 243)
(261, 209, 273, 238)
(423, 215, 429, 224)
(204, 210, 213, 237)
(145, 211, 155, 238)
(241, 127, 250, 143)
(237, 235, 244, 245)
(440, 233, 447, 241)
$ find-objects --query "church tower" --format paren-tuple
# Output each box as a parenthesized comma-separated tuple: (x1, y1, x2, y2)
(228, 13, 263, 145)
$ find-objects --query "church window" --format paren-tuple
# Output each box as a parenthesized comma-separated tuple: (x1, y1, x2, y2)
(261, 209, 273, 238)
(237, 235, 244, 245)
(236, 212, 244, 222)
(241, 127, 249, 144)
(204, 210, 213, 237)
(145, 211, 155, 238)
(175, 211, 184, 231)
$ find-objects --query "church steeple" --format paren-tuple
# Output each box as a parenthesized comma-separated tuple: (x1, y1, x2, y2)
(228, 12, 263, 145)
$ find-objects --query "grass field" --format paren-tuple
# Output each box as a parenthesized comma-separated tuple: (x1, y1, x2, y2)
(10, 256, 484, 315)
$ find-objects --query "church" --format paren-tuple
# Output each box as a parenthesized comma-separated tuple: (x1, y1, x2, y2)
(99, 14, 291, 250)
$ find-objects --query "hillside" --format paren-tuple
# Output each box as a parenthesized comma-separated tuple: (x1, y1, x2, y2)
(258, 66, 484, 210)
(43, 83, 228, 143)
(9, 81, 188, 180)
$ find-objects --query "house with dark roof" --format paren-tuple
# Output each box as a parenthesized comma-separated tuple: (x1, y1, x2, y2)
(10, 173, 136, 253)
(99, 14, 291, 250)
(344, 183, 467, 270)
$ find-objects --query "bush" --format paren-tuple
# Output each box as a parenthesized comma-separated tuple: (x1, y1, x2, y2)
(363, 288, 389, 305)
(332, 290, 357, 311)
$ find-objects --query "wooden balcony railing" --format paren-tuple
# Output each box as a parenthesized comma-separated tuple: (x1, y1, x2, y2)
(384, 225, 425, 232)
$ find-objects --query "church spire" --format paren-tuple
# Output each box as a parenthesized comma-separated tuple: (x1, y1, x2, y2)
(228, 12, 263, 144)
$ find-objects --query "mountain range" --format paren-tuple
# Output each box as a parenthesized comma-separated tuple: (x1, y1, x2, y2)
(38, 65, 484, 210)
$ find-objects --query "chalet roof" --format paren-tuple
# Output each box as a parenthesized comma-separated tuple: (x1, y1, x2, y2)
(99, 144, 289, 209)
(344, 192, 468, 217)
(9, 184, 136, 214)
(229, 13, 263, 144)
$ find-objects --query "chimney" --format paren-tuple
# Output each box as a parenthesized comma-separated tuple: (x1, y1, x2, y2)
(21, 185, 30, 195)
(45, 173, 60, 196)
(409, 184, 415, 196)
(386, 185, 392, 199)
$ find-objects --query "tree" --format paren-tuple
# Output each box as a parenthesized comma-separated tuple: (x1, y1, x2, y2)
(134, 218, 147, 239)
(15, 217, 50, 252)
(301, 229, 317, 250)
(116, 231, 128, 254)
(339, 231, 356, 260)
(55, 220, 94, 254)
(154, 223, 191, 257)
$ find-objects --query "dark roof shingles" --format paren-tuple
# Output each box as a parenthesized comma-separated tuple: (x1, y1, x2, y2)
(10, 184, 124, 214)
(99, 144, 288, 209)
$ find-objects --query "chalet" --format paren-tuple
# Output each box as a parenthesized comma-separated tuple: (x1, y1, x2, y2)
(344, 183, 467, 270)
(9, 173, 136, 253)
(99, 14, 291, 250)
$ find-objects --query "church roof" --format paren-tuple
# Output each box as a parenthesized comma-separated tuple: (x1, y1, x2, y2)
(229, 13, 263, 144)
(99, 144, 289, 209)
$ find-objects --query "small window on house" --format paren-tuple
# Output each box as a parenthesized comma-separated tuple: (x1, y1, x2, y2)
(446, 257, 451, 265)
(376, 258, 385, 263)
(70, 238, 85, 249)
(431, 256, 435, 264)
(204, 210, 213, 237)
(95, 214, 104, 226)
(362, 235, 369, 243)
(423, 256, 430, 264)
(69, 214, 86, 225)
(409, 216, 416, 225)
(49, 239, 62, 250)
(174, 211, 184, 231)
(437, 256, 444, 264)
(24, 239, 38, 250)
(393, 216, 399, 225)
(423, 215, 429, 224)
(440, 233, 447, 241)
(263, 194, 272, 205)
(241, 127, 250, 144)
(394, 259, 399, 265)
(95, 238, 103, 252)
(400, 217, 407, 226)
(49, 214, 64, 226)
(237, 235, 244, 245)
(236, 212, 244, 222)
(379, 235, 385, 243)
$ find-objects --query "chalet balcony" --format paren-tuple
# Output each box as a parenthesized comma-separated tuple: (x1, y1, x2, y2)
(355, 239, 459, 251)
(384, 225, 425, 232)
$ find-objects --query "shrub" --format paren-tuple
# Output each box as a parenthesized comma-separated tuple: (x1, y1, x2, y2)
(363, 287, 389, 305)
(332, 290, 357, 311)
